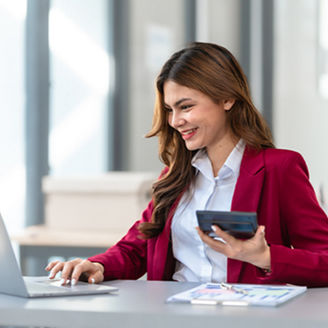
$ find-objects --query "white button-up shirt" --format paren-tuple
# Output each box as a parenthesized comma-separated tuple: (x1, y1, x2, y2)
(171, 140, 245, 282)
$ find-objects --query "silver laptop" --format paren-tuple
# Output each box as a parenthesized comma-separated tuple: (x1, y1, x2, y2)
(0, 214, 118, 298)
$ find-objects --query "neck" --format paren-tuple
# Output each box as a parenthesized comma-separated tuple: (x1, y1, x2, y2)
(207, 135, 238, 177)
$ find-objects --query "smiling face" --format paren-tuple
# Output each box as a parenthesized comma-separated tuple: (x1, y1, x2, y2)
(163, 81, 235, 155)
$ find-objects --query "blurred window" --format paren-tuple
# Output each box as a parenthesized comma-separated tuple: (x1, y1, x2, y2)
(49, 0, 112, 176)
(0, 0, 26, 232)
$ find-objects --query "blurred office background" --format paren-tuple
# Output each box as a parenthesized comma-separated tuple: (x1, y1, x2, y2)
(0, 0, 328, 235)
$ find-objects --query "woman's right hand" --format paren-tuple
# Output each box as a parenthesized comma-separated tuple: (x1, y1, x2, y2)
(45, 258, 105, 286)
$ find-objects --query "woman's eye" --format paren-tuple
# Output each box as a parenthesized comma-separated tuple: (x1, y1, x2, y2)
(181, 104, 192, 110)
(164, 107, 172, 112)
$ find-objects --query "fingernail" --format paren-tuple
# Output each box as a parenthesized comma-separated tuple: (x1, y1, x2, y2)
(71, 279, 77, 286)
(60, 279, 65, 285)
(211, 225, 217, 232)
(91, 278, 95, 284)
(66, 280, 71, 285)
(262, 226, 265, 233)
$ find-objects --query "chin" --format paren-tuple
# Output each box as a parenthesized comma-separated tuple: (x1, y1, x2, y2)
(185, 142, 202, 151)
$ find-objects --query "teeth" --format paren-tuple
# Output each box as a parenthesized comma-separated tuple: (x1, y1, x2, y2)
(182, 129, 195, 135)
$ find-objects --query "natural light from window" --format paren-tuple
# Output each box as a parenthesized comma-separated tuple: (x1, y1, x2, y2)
(48, 1, 111, 176)
(0, 0, 26, 233)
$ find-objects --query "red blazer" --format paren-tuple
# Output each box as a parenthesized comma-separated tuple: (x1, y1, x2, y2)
(89, 147, 328, 287)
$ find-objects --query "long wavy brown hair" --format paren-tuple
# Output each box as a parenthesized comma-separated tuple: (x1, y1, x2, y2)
(138, 42, 274, 238)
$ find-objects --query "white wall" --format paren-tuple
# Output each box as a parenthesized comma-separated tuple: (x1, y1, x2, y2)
(127, 0, 242, 172)
(274, 0, 328, 203)
(127, 0, 186, 171)
(196, 0, 241, 57)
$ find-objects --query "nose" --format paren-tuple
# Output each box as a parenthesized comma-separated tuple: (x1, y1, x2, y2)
(169, 110, 185, 129)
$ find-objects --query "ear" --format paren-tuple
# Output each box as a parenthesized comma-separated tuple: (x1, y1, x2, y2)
(223, 99, 235, 111)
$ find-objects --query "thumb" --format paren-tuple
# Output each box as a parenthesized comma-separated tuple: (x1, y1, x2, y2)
(254, 225, 266, 240)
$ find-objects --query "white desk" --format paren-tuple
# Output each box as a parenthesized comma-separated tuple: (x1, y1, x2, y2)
(0, 280, 328, 328)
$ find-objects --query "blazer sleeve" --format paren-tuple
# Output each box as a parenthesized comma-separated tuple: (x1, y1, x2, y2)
(258, 152, 328, 287)
(88, 167, 169, 281)
(88, 200, 153, 280)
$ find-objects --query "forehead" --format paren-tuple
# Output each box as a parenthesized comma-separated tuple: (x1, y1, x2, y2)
(163, 81, 203, 105)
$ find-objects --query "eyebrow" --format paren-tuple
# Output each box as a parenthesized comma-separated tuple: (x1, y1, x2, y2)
(164, 97, 192, 108)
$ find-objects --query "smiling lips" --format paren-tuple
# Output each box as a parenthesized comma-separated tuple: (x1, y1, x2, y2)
(181, 128, 197, 140)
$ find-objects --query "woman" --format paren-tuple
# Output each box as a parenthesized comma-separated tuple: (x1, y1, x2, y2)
(47, 42, 328, 287)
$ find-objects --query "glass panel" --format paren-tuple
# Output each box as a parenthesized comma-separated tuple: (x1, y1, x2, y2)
(49, 0, 111, 176)
(0, 0, 26, 232)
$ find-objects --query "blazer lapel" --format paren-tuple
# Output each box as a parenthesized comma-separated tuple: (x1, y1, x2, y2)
(228, 146, 265, 282)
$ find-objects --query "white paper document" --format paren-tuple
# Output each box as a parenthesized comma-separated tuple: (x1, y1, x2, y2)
(166, 283, 307, 307)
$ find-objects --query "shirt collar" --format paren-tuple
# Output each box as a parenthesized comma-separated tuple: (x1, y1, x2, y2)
(224, 139, 246, 177)
(191, 139, 246, 181)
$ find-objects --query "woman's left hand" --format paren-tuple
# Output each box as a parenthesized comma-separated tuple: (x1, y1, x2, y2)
(196, 225, 271, 271)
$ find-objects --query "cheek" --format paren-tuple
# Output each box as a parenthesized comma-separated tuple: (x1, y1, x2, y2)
(167, 113, 173, 127)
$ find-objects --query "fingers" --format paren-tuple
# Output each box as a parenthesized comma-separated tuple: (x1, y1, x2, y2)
(45, 260, 59, 272)
(196, 226, 229, 254)
(211, 225, 235, 244)
(196, 225, 232, 246)
(195, 226, 216, 245)
(70, 260, 92, 285)
(46, 261, 65, 279)
(196, 224, 252, 259)
(196, 224, 270, 268)
(45, 258, 84, 284)
(89, 262, 105, 283)
(61, 259, 82, 285)
(88, 270, 104, 284)
(70, 260, 104, 285)
(45, 259, 104, 285)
